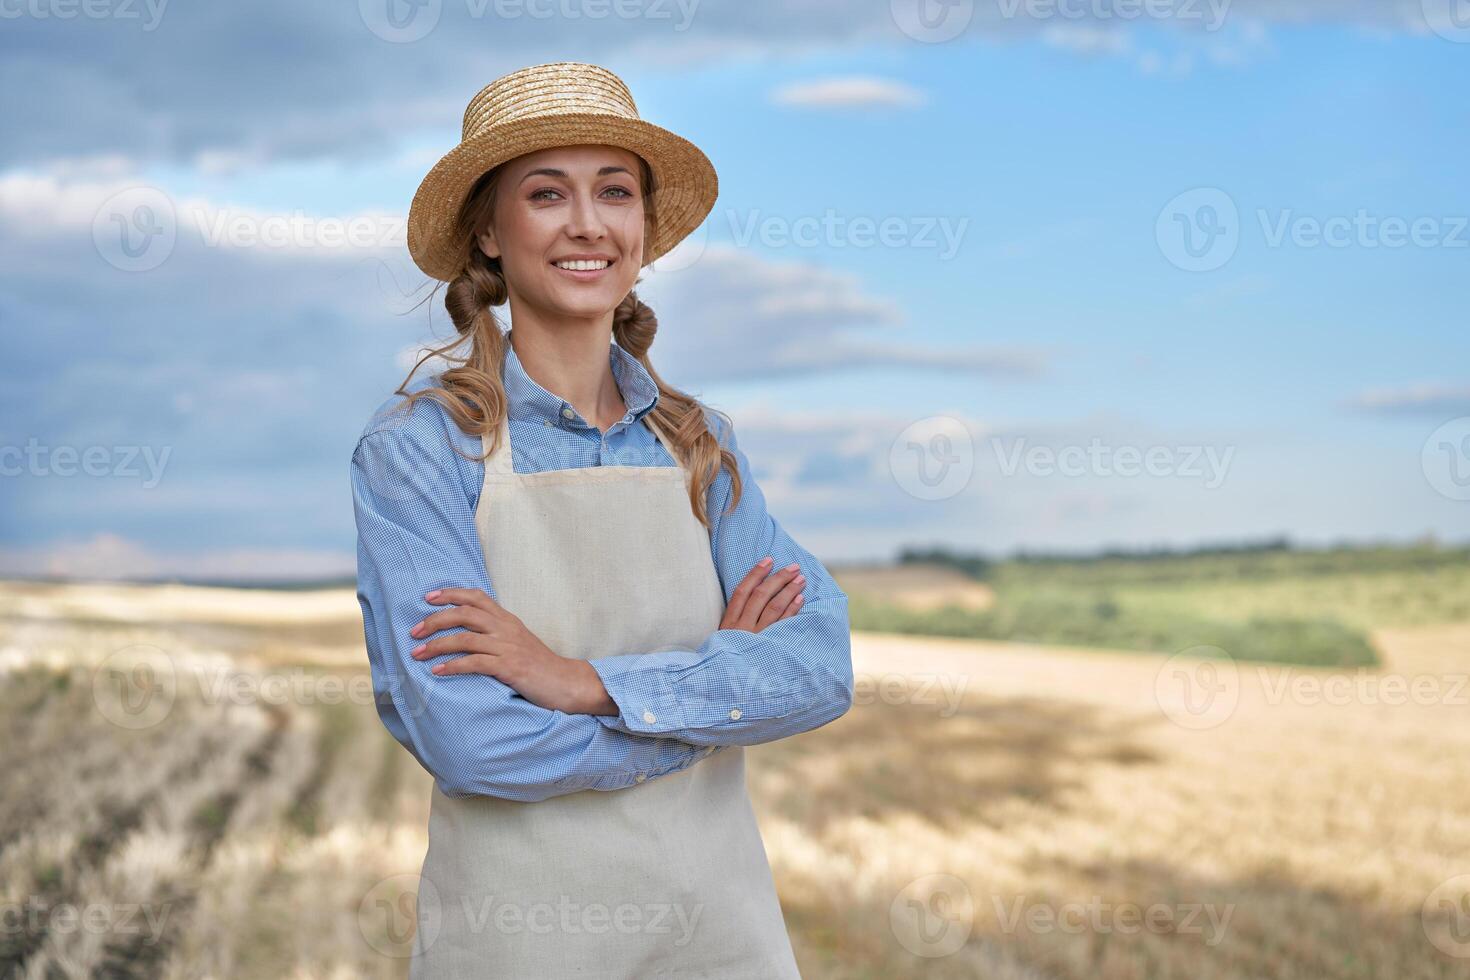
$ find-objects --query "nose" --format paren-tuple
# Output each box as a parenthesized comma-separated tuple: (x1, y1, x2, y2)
(564, 188, 607, 243)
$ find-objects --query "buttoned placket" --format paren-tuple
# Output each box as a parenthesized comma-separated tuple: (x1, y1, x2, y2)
(552, 400, 641, 467)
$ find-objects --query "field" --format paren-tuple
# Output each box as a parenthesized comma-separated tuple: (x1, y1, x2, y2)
(2, 569, 1469, 979)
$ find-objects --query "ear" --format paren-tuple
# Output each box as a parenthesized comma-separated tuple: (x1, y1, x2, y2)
(476, 227, 500, 261)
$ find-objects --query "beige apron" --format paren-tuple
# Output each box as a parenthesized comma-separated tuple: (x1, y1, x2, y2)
(409, 409, 802, 978)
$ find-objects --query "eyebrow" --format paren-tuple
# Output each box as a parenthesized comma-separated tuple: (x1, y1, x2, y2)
(519, 166, 634, 184)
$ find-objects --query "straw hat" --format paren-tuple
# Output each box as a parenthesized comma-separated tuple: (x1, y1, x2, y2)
(407, 61, 718, 283)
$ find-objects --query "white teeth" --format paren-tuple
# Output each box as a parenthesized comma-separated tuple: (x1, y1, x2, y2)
(554, 259, 611, 271)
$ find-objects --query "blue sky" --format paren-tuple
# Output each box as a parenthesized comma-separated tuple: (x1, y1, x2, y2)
(1, 1, 1466, 580)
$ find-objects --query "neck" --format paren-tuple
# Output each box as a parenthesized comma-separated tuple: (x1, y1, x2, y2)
(508, 324, 626, 433)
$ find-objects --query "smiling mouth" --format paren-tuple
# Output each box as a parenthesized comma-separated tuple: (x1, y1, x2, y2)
(550, 258, 616, 275)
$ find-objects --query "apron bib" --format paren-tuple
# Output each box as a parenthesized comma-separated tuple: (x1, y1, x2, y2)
(409, 409, 802, 979)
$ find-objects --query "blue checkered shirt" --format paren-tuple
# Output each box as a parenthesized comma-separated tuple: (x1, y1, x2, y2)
(350, 330, 854, 802)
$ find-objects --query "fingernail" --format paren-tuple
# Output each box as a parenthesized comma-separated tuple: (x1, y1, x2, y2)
(785, 563, 799, 572)
(759, 557, 772, 567)
(794, 595, 804, 603)
(425, 590, 441, 600)
(412, 643, 426, 656)
(795, 574, 806, 584)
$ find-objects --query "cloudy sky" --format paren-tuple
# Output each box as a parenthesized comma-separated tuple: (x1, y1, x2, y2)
(1, 0, 1466, 580)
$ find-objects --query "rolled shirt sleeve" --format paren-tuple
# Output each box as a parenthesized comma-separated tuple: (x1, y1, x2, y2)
(587, 410, 855, 747)
(351, 398, 710, 802)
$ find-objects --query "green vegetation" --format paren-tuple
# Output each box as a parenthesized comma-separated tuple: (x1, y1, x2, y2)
(851, 539, 1470, 667)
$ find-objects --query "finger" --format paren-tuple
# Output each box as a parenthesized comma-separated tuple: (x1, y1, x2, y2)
(724, 558, 773, 624)
(424, 587, 501, 613)
(411, 629, 491, 660)
(756, 573, 806, 630)
(412, 605, 495, 640)
(429, 653, 502, 677)
(735, 564, 801, 631)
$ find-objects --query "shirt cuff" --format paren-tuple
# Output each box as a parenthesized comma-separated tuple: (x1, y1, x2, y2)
(587, 653, 689, 735)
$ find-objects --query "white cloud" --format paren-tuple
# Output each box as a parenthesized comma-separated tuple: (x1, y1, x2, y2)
(770, 76, 926, 110)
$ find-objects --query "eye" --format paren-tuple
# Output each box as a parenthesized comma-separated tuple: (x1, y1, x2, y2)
(603, 185, 635, 200)
(529, 187, 562, 202)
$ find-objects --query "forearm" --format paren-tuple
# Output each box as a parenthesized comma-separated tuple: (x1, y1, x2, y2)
(374, 654, 712, 801)
(585, 590, 854, 747)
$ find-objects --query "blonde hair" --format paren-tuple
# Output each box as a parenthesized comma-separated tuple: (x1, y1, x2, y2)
(393, 154, 742, 528)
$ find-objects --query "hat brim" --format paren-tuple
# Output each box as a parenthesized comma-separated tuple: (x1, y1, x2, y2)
(407, 112, 717, 282)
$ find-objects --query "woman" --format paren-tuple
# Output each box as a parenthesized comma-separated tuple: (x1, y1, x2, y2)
(350, 62, 854, 977)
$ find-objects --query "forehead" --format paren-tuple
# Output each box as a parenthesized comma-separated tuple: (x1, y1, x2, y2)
(504, 143, 644, 178)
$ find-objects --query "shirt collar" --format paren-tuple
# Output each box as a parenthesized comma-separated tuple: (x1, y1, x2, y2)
(502, 329, 660, 430)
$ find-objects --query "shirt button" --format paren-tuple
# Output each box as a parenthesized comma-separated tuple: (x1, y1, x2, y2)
(543, 419, 555, 427)
(634, 772, 647, 783)
(729, 708, 742, 720)
(561, 406, 575, 419)
(642, 710, 657, 724)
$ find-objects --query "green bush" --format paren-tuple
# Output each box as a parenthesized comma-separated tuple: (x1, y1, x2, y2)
(848, 591, 1379, 668)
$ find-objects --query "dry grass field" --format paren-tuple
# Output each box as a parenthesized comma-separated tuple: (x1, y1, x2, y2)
(2, 578, 1468, 978)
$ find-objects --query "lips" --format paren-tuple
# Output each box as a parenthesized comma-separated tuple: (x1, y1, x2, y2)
(550, 256, 616, 279)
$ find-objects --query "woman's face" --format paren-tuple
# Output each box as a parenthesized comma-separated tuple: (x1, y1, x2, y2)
(478, 144, 646, 322)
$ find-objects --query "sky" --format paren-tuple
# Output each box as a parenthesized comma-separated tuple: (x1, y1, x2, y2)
(0, 0, 1467, 580)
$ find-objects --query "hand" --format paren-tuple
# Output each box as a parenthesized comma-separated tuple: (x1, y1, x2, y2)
(408, 587, 599, 715)
(721, 557, 805, 633)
